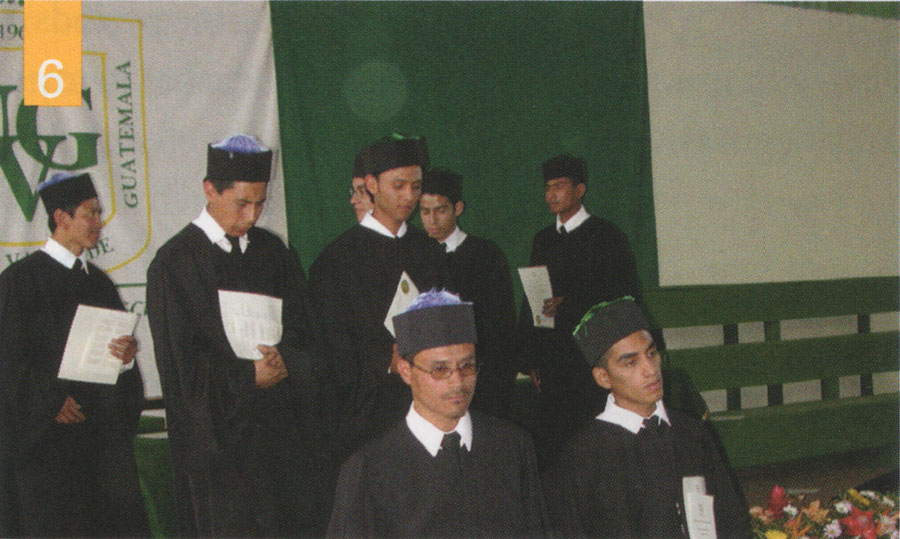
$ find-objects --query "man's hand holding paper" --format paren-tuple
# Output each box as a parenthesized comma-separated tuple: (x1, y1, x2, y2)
(57, 305, 140, 385)
(542, 297, 564, 318)
(518, 266, 555, 328)
(218, 290, 283, 360)
(108, 335, 138, 364)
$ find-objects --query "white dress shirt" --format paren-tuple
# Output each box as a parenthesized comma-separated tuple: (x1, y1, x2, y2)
(360, 210, 408, 239)
(406, 403, 473, 457)
(42, 237, 88, 274)
(440, 226, 468, 253)
(192, 206, 248, 253)
(556, 204, 590, 234)
(596, 393, 670, 434)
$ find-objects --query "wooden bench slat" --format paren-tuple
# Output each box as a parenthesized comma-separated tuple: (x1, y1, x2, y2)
(666, 331, 899, 390)
(644, 277, 899, 327)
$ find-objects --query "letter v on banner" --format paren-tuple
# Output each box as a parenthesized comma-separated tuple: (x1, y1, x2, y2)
(23, 0, 82, 107)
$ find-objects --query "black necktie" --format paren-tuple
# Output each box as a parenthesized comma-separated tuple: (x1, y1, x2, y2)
(558, 226, 568, 236)
(636, 414, 679, 535)
(642, 415, 663, 434)
(226, 235, 241, 257)
(72, 259, 84, 273)
(439, 432, 462, 468)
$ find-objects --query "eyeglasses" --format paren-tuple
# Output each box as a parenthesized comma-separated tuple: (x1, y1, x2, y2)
(411, 361, 479, 381)
(349, 186, 368, 198)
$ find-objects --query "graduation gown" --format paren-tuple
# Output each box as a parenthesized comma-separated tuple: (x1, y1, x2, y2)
(327, 411, 549, 538)
(543, 409, 749, 538)
(0, 251, 147, 537)
(517, 215, 642, 461)
(308, 224, 442, 458)
(146, 223, 321, 537)
(438, 234, 518, 419)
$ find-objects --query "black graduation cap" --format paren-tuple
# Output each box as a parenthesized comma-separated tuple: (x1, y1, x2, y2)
(207, 134, 273, 183)
(572, 297, 650, 366)
(393, 290, 477, 358)
(37, 172, 98, 214)
(542, 154, 587, 185)
(422, 168, 463, 204)
(358, 133, 429, 177)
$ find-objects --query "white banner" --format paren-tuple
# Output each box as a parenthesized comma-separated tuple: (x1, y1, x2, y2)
(0, 1, 287, 398)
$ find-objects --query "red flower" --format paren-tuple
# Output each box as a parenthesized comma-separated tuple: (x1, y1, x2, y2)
(840, 506, 877, 539)
(768, 485, 789, 519)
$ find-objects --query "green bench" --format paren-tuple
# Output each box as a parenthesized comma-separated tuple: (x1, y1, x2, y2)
(643, 276, 899, 468)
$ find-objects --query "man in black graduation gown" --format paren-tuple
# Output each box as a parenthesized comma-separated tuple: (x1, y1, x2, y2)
(0, 172, 148, 537)
(327, 290, 548, 537)
(517, 153, 643, 464)
(420, 168, 518, 419)
(308, 134, 443, 461)
(544, 298, 748, 538)
(146, 135, 320, 536)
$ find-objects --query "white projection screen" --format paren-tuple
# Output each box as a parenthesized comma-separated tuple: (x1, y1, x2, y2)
(644, 3, 899, 286)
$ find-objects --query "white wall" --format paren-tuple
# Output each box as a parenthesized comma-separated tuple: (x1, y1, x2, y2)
(644, 3, 899, 286)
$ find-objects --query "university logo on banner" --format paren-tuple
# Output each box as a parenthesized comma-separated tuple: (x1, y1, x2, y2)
(1, 8, 149, 281)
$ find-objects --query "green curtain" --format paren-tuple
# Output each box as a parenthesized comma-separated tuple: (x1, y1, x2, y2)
(271, 1, 659, 293)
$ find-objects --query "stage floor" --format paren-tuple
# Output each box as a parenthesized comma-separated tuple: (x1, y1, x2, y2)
(737, 448, 897, 507)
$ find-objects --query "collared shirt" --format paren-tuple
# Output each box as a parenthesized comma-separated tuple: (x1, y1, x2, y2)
(441, 226, 468, 253)
(596, 393, 670, 434)
(406, 403, 473, 457)
(42, 237, 88, 274)
(360, 211, 407, 239)
(192, 206, 248, 253)
(42, 238, 134, 372)
(556, 204, 590, 234)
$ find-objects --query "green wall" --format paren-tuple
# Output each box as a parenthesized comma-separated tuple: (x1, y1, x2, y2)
(271, 1, 659, 291)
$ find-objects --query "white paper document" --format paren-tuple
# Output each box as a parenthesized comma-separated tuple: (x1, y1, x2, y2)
(57, 305, 139, 385)
(683, 476, 716, 539)
(384, 271, 419, 337)
(218, 290, 282, 360)
(518, 265, 554, 329)
(683, 476, 707, 495)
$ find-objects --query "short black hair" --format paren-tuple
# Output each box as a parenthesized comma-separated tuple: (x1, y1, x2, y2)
(422, 168, 463, 205)
(595, 347, 613, 370)
(47, 203, 79, 233)
(205, 176, 235, 194)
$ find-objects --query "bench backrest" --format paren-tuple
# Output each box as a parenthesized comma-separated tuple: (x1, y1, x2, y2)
(642, 276, 899, 467)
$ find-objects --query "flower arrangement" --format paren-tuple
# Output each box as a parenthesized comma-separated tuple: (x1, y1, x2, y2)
(750, 485, 899, 539)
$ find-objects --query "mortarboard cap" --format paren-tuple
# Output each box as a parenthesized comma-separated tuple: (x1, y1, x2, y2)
(37, 172, 98, 215)
(207, 134, 273, 183)
(572, 297, 650, 366)
(393, 289, 477, 358)
(542, 154, 587, 185)
(358, 133, 429, 177)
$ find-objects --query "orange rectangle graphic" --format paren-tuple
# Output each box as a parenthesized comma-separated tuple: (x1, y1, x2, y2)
(23, 0, 82, 107)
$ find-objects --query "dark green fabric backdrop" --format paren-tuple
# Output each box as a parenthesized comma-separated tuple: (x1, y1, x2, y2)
(270, 1, 660, 293)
